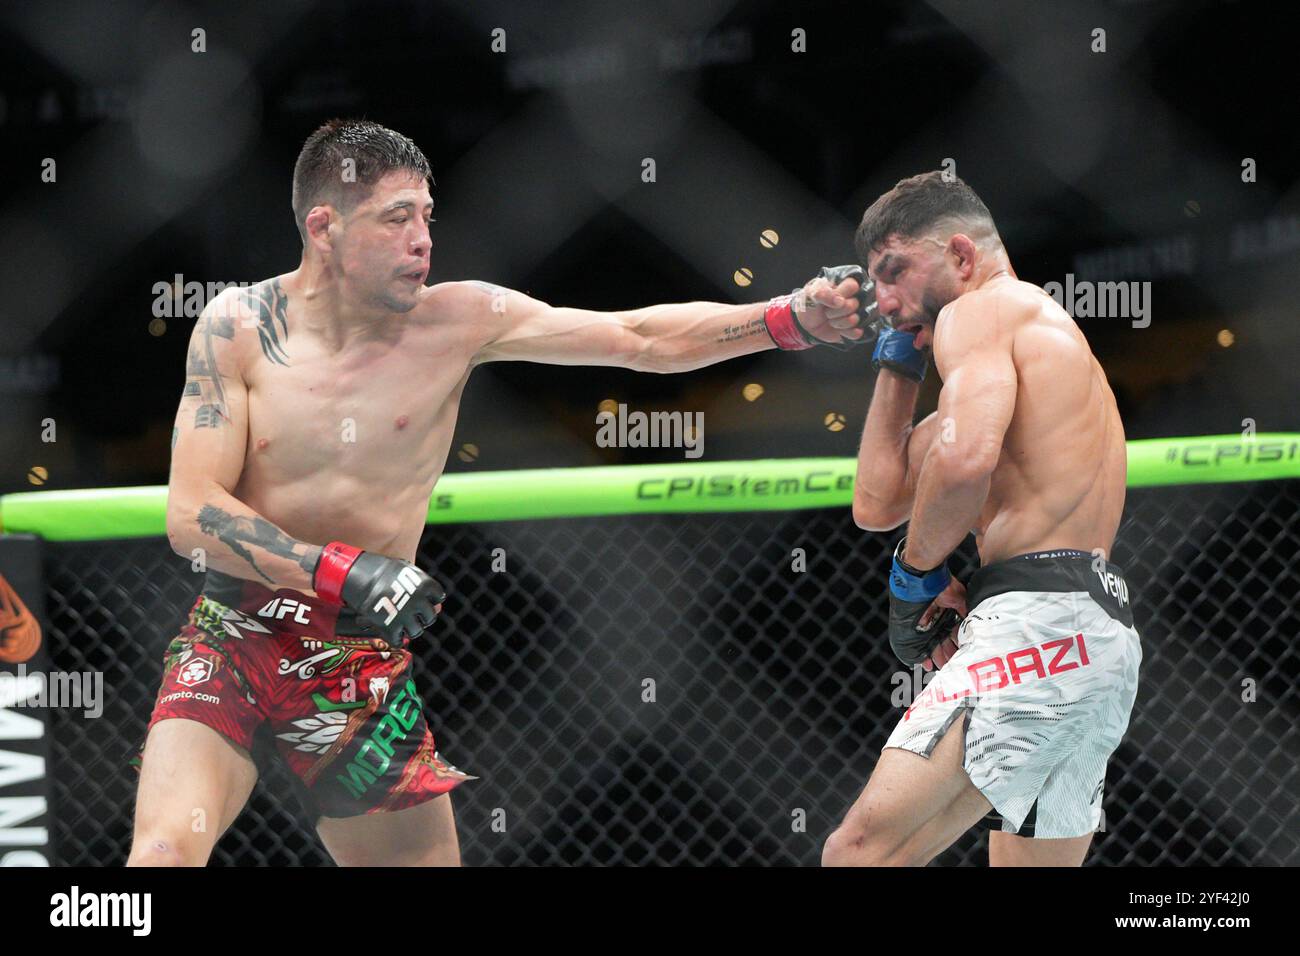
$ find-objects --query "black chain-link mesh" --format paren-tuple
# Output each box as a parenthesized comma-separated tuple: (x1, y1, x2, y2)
(42, 480, 1299, 866)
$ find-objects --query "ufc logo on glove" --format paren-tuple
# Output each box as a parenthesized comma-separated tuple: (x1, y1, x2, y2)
(374, 566, 424, 624)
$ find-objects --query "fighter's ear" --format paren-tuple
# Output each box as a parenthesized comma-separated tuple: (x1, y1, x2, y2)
(947, 233, 979, 277)
(303, 205, 336, 252)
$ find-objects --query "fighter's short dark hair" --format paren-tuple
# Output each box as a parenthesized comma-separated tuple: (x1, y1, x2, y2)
(291, 118, 432, 242)
(855, 171, 1000, 263)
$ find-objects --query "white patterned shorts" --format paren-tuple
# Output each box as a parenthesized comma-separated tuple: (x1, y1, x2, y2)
(884, 562, 1142, 839)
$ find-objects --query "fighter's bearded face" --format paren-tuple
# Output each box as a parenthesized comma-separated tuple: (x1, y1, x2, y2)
(326, 170, 433, 315)
(865, 234, 963, 349)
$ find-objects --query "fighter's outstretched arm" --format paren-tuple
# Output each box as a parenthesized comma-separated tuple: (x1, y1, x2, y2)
(901, 295, 1017, 571)
(456, 274, 868, 372)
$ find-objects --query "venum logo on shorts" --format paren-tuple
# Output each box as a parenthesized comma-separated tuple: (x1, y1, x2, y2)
(903, 633, 1091, 721)
(1094, 569, 1129, 607)
(177, 658, 214, 688)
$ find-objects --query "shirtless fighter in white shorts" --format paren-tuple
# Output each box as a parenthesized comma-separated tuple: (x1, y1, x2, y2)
(818, 172, 1142, 867)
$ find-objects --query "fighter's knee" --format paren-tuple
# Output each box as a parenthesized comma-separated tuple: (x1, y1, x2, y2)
(821, 826, 860, 866)
(126, 833, 210, 867)
(822, 824, 902, 867)
(826, 816, 920, 868)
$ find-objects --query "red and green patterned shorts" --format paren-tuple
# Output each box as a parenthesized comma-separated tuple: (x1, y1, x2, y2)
(138, 571, 474, 820)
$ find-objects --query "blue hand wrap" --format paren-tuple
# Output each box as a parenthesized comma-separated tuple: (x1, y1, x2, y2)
(872, 328, 928, 382)
(889, 547, 950, 602)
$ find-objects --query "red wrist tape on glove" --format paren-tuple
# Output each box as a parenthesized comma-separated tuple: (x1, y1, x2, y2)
(764, 294, 815, 351)
(313, 540, 362, 605)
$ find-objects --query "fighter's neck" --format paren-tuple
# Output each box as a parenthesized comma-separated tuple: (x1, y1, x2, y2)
(971, 260, 1017, 291)
(284, 266, 404, 344)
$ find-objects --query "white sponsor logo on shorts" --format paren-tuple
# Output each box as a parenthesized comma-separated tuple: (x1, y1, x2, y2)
(257, 597, 312, 625)
(1094, 569, 1129, 606)
(160, 690, 221, 705)
(904, 632, 1092, 721)
(177, 659, 213, 688)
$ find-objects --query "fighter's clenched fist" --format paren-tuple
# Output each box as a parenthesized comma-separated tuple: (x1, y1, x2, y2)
(764, 264, 880, 350)
(313, 541, 446, 648)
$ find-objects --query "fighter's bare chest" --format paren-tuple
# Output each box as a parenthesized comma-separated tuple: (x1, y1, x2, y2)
(242, 334, 470, 464)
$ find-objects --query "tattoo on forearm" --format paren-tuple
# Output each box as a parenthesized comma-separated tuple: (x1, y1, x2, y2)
(717, 317, 768, 344)
(240, 278, 290, 366)
(196, 504, 322, 585)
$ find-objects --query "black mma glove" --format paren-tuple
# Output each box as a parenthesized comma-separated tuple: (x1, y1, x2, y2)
(764, 264, 881, 350)
(313, 541, 446, 649)
(887, 538, 960, 666)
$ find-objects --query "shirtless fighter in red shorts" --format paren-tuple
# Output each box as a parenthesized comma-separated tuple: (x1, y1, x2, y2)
(129, 118, 873, 866)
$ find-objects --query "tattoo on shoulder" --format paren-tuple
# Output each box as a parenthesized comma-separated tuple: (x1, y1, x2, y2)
(196, 504, 321, 584)
(184, 311, 233, 429)
(240, 278, 291, 367)
(717, 317, 767, 344)
(208, 312, 235, 340)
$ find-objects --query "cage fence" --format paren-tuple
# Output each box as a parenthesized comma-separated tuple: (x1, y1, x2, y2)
(37, 479, 1300, 866)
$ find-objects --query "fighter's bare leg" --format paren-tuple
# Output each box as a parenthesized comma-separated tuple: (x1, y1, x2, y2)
(823, 710, 992, 866)
(317, 792, 461, 866)
(988, 830, 1093, 866)
(127, 718, 258, 866)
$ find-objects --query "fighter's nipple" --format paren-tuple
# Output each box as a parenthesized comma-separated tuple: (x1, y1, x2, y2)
(395, 414, 409, 430)
(256, 437, 269, 451)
